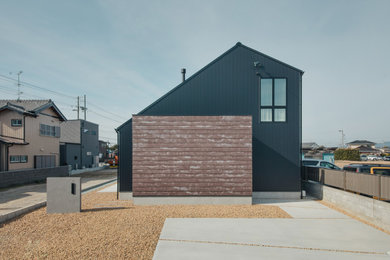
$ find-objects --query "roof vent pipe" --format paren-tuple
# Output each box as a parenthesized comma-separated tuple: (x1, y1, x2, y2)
(181, 68, 186, 82)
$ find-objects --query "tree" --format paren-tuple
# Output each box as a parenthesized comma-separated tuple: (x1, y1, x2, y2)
(334, 149, 360, 161)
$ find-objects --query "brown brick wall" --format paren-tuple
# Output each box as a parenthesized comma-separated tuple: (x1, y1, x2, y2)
(132, 116, 252, 197)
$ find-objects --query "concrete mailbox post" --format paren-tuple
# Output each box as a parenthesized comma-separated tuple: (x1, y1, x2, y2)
(47, 177, 81, 214)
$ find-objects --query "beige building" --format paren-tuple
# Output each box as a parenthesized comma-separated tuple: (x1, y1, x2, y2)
(0, 100, 66, 171)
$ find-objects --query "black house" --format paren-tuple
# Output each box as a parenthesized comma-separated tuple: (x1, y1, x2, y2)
(60, 119, 99, 170)
(116, 42, 303, 200)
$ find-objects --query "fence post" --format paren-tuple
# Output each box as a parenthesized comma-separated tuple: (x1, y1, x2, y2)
(343, 171, 346, 190)
(305, 167, 308, 181)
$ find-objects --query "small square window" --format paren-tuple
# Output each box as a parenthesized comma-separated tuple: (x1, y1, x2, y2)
(20, 155, 28, 163)
(10, 155, 20, 163)
(274, 109, 286, 122)
(11, 119, 22, 126)
(260, 109, 273, 122)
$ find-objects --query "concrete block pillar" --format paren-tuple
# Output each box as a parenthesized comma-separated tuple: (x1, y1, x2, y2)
(47, 177, 81, 214)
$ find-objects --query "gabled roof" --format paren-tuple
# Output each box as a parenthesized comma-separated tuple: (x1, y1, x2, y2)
(302, 142, 319, 149)
(0, 99, 66, 121)
(347, 140, 376, 145)
(356, 145, 380, 153)
(117, 42, 304, 131)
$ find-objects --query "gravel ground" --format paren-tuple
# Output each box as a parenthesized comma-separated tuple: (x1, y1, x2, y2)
(0, 186, 290, 260)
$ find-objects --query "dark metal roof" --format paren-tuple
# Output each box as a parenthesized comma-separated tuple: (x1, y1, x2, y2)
(116, 42, 304, 131)
(347, 140, 376, 145)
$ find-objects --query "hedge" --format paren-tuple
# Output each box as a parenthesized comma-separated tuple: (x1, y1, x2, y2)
(334, 149, 360, 161)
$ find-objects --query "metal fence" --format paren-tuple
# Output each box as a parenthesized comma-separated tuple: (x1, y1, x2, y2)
(302, 166, 390, 200)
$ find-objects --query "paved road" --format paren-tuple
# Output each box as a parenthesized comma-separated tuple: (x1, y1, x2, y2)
(0, 168, 116, 223)
(153, 199, 390, 260)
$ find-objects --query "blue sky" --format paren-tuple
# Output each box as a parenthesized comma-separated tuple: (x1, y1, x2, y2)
(0, 0, 389, 146)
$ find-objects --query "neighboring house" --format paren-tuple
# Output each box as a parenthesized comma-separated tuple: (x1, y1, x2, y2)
(346, 140, 376, 149)
(116, 42, 304, 200)
(302, 142, 320, 151)
(60, 120, 99, 169)
(356, 145, 381, 155)
(98, 140, 108, 162)
(0, 99, 66, 171)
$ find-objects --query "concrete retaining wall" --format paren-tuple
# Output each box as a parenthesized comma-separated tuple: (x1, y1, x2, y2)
(304, 181, 390, 232)
(0, 166, 69, 188)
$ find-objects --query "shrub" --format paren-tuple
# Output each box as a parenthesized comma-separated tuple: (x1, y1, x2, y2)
(334, 149, 360, 161)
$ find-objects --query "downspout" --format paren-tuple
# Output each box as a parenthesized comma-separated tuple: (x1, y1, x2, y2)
(6, 144, 13, 171)
(80, 122, 83, 169)
(23, 115, 26, 142)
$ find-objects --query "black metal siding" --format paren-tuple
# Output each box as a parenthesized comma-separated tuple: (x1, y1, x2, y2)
(118, 44, 302, 192)
(60, 143, 81, 169)
(81, 121, 99, 168)
(118, 120, 132, 192)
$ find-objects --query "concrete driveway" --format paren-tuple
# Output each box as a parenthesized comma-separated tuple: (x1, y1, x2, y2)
(153, 199, 390, 260)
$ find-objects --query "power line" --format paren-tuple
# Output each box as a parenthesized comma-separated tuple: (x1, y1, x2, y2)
(88, 109, 123, 124)
(88, 101, 128, 121)
(0, 84, 75, 107)
(0, 74, 76, 99)
(0, 74, 125, 124)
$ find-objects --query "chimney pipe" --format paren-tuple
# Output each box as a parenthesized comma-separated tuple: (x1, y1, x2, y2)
(181, 68, 186, 82)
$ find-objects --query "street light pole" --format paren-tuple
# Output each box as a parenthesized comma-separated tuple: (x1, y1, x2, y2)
(339, 129, 345, 148)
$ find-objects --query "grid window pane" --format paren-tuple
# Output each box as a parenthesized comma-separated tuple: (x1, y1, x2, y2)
(261, 109, 272, 122)
(274, 79, 286, 106)
(274, 108, 286, 122)
(260, 79, 273, 106)
(10, 156, 20, 163)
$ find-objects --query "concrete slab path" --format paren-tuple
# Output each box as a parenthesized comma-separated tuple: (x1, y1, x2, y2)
(0, 169, 116, 224)
(98, 182, 117, 192)
(153, 199, 390, 260)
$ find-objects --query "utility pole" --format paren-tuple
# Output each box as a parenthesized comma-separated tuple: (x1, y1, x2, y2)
(73, 96, 80, 119)
(83, 94, 87, 120)
(339, 129, 345, 148)
(17, 71, 23, 101)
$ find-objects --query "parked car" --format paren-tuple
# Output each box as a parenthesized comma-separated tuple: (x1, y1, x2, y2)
(302, 159, 341, 170)
(343, 164, 373, 173)
(343, 163, 388, 173)
(383, 156, 390, 161)
(360, 155, 367, 161)
(370, 167, 390, 176)
(367, 155, 381, 161)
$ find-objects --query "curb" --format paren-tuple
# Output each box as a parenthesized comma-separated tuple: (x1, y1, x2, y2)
(0, 179, 117, 225)
(81, 178, 117, 194)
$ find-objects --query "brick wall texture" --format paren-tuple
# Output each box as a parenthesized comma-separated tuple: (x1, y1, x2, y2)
(132, 116, 252, 197)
